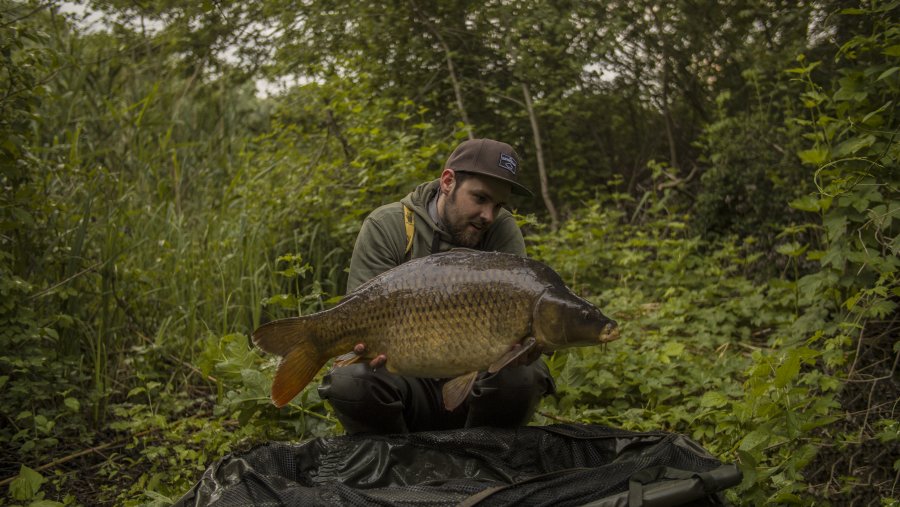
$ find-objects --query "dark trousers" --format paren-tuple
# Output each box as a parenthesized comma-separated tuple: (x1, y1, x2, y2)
(318, 361, 556, 434)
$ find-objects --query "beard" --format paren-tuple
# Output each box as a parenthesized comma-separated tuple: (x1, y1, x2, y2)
(444, 188, 487, 248)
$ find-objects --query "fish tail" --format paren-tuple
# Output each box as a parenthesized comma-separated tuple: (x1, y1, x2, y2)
(252, 317, 327, 407)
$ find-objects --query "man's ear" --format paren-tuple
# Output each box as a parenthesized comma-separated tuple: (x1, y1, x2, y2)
(439, 168, 456, 195)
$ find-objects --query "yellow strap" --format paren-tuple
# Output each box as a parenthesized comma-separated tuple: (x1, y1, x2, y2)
(403, 205, 415, 256)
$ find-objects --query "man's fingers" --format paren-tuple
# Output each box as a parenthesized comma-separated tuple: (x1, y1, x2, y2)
(350, 343, 386, 369)
(369, 353, 387, 369)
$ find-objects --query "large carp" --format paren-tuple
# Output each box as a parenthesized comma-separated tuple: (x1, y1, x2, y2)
(252, 249, 619, 410)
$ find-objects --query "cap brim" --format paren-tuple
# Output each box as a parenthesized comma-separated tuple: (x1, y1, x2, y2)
(457, 170, 534, 197)
(510, 181, 534, 197)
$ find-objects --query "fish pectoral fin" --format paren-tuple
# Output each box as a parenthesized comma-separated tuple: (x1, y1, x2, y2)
(333, 351, 363, 368)
(442, 371, 478, 411)
(487, 336, 537, 374)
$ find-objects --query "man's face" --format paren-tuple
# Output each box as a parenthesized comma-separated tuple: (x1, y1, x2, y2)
(442, 171, 512, 248)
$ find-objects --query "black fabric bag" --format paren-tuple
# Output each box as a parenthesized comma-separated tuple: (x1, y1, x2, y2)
(173, 424, 742, 507)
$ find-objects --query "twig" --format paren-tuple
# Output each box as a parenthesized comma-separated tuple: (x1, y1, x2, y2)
(136, 332, 218, 383)
(843, 400, 900, 418)
(0, 2, 52, 28)
(847, 325, 867, 379)
(0, 429, 156, 487)
(858, 376, 881, 441)
(28, 261, 103, 300)
(656, 164, 699, 191)
(537, 411, 582, 425)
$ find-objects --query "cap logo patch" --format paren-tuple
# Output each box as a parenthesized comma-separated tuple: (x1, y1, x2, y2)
(498, 153, 518, 174)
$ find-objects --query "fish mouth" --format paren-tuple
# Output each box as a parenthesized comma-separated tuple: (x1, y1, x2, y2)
(599, 322, 620, 343)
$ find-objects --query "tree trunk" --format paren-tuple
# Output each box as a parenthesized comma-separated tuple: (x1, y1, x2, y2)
(521, 82, 559, 231)
(650, 7, 679, 171)
(660, 60, 679, 171)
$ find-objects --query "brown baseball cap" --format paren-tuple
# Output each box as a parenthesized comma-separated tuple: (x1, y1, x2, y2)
(445, 138, 533, 197)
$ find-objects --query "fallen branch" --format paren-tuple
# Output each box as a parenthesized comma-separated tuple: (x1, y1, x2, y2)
(0, 429, 156, 487)
(0, 414, 239, 487)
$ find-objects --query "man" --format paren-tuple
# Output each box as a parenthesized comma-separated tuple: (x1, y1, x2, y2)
(318, 138, 555, 434)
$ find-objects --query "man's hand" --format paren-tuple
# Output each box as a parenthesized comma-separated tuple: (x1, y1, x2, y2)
(353, 342, 387, 369)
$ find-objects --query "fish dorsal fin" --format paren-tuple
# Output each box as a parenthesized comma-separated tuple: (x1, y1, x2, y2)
(487, 336, 537, 374)
(442, 371, 478, 411)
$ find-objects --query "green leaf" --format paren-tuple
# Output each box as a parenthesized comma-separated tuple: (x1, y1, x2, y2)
(736, 450, 758, 485)
(144, 490, 173, 503)
(700, 391, 729, 408)
(785, 61, 821, 74)
(864, 100, 894, 120)
(844, 291, 862, 311)
(819, 376, 841, 392)
(884, 45, 900, 57)
(788, 195, 820, 212)
(877, 67, 899, 81)
(127, 386, 146, 398)
(823, 214, 847, 241)
(661, 341, 684, 357)
(9, 465, 44, 501)
(833, 75, 868, 102)
(739, 429, 770, 451)
(833, 134, 875, 157)
(261, 293, 299, 309)
(64, 397, 80, 412)
(797, 147, 828, 166)
(774, 352, 801, 388)
(776, 242, 808, 257)
(772, 492, 802, 504)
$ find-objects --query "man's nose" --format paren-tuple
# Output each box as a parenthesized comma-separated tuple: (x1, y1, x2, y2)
(479, 206, 495, 224)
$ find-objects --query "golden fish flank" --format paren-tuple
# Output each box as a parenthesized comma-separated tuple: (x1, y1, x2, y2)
(252, 249, 619, 410)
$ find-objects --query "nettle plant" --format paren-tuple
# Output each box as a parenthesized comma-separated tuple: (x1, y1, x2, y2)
(723, 4, 898, 504)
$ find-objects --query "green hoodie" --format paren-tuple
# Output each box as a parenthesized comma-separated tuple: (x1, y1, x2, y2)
(346, 179, 526, 292)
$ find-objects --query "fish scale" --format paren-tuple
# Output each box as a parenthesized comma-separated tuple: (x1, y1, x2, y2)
(253, 249, 620, 409)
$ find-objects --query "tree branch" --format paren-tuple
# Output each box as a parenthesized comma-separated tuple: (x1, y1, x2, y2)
(408, 0, 474, 139)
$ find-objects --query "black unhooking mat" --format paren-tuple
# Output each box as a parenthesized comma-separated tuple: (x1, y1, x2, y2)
(173, 424, 742, 507)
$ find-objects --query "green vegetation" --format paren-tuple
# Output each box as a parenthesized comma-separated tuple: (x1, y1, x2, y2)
(1, 0, 897, 505)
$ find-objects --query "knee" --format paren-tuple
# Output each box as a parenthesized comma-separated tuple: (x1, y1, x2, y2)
(318, 364, 412, 434)
(473, 360, 555, 400)
(464, 361, 555, 428)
